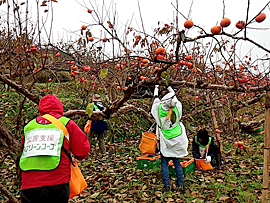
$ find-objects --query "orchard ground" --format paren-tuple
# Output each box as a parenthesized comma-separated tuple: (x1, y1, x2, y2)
(0, 89, 265, 203)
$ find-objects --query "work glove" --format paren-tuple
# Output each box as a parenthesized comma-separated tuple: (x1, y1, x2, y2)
(154, 85, 159, 96)
(167, 86, 175, 94)
(205, 156, 211, 164)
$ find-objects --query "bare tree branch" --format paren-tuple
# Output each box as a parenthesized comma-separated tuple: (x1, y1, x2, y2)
(0, 75, 40, 104)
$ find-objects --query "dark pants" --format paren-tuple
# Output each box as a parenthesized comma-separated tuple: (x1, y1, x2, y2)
(213, 144, 221, 161)
(161, 154, 183, 187)
(88, 131, 106, 153)
(21, 182, 69, 203)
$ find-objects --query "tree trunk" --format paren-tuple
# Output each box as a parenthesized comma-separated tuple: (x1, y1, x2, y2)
(262, 91, 270, 202)
(0, 120, 22, 202)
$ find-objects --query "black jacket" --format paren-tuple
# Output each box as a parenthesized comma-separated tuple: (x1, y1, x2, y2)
(192, 136, 216, 160)
(90, 101, 108, 132)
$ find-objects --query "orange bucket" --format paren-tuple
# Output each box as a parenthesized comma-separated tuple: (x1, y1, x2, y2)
(139, 132, 158, 155)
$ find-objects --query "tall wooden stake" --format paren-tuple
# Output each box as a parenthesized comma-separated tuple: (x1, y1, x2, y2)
(262, 90, 270, 203)
(206, 94, 224, 156)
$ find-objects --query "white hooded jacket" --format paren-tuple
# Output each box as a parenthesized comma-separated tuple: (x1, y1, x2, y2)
(151, 86, 188, 158)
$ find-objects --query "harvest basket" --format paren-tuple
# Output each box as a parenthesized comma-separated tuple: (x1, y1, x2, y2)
(169, 157, 195, 177)
(139, 132, 158, 155)
(246, 127, 264, 134)
(136, 154, 161, 169)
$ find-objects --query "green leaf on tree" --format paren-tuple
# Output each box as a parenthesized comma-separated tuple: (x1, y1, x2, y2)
(165, 75, 170, 86)
(86, 102, 94, 117)
(259, 97, 265, 104)
(73, 81, 79, 90)
(161, 71, 168, 78)
(34, 63, 39, 70)
(181, 88, 187, 95)
(100, 68, 108, 79)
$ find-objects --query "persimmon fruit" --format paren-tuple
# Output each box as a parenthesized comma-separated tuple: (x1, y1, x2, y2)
(81, 25, 87, 30)
(211, 26, 221, 34)
(31, 47, 37, 51)
(184, 20, 193, 28)
(238, 141, 244, 146)
(88, 37, 94, 42)
(220, 18, 231, 27)
(71, 65, 78, 70)
(87, 9, 92, 13)
(140, 76, 147, 80)
(185, 55, 192, 60)
(162, 49, 167, 55)
(155, 47, 165, 55)
(186, 62, 193, 69)
(238, 76, 248, 83)
(215, 129, 221, 133)
(142, 59, 148, 64)
(236, 21, 246, 29)
(255, 13, 266, 23)
(156, 54, 164, 60)
(83, 66, 90, 71)
(179, 61, 186, 66)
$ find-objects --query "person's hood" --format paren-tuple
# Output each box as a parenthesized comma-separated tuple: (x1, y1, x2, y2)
(38, 94, 64, 116)
(161, 92, 177, 109)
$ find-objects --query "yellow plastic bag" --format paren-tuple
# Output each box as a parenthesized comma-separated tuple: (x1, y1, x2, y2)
(139, 132, 158, 155)
(69, 161, 88, 199)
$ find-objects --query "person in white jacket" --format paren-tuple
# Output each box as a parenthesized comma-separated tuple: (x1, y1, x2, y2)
(151, 85, 188, 191)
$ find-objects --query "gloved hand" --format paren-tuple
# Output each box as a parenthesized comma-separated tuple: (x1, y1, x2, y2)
(167, 86, 175, 94)
(205, 156, 211, 163)
(154, 85, 159, 96)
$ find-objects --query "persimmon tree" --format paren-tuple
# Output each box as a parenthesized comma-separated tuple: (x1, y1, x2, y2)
(74, 0, 269, 153)
(1, 0, 270, 202)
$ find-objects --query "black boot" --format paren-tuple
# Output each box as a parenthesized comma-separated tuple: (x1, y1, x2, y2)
(216, 154, 222, 170)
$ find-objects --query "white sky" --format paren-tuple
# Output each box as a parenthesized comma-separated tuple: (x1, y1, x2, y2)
(2, 0, 269, 57)
(48, 0, 270, 38)
(48, 0, 270, 56)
